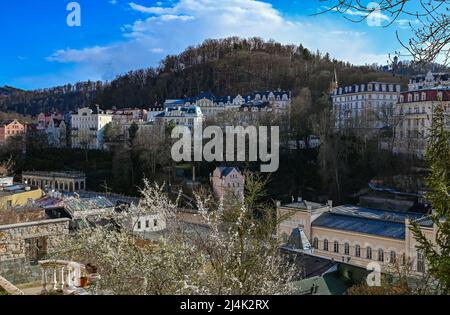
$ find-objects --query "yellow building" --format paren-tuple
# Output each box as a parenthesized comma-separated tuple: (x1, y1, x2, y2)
(0, 185, 43, 209)
(277, 200, 435, 274)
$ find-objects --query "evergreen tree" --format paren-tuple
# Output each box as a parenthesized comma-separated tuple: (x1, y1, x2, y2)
(411, 104, 450, 293)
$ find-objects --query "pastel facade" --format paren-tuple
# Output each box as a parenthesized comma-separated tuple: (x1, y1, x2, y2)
(0, 185, 43, 209)
(71, 106, 113, 150)
(278, 201, 434, 274)
(210, 167, 245, 200)
(0, 120, 26, 145)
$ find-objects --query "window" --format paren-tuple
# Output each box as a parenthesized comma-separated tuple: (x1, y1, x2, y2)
(390, 251, 396, 264)
(344, 243, 350, 255)
(323, 239, 329, 251)
(355, 245, 361, 257)
(6, 200, 12, 207)
(334, 241, 339, 253)
(145, 220, 149, 228)
(417, 252, 425, 272)
(366, 247, 372, 260)
(313, 238, 319, 249)
(378, 249, 384, 262)
(154, 219, 158, 227)
(137, 221, 141, 229)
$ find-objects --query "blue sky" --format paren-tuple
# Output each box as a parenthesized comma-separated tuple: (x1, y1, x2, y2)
(0, 0, 418, 90)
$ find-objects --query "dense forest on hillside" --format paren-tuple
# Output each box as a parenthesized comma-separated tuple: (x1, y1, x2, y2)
(2, 37, 436, 116)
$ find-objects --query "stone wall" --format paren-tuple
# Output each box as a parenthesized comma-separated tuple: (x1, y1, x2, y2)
(0, 218, 70, 262)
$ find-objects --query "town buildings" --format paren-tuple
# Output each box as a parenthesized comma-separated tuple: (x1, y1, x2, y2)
(210, 167, 245, 201)
(0, 120, 26, 146)
(165, 90, 291, 120)
(332, 82, 401, 131)
(70, 106, 113, 150)
(277, 200, 434, 274)
(37, 112, 63, 131)
(393, 73, 450, 158)
(155, 105, 204, 130)
(408, 71, 450, 91)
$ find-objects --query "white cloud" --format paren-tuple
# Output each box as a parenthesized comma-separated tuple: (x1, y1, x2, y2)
(48, 0, 391, 82)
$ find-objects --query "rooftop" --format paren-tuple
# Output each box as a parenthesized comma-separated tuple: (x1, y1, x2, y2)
(331, 204, 425, 223)
(281, 200, 329, 213)
(63, 196, 115, 216)
(22, 171, 86, 179)
(0, 185, 38, 198)
(313, 212, 407, 239)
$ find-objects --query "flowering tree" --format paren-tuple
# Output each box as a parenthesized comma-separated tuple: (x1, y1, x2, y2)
(50, 174, 298, 295)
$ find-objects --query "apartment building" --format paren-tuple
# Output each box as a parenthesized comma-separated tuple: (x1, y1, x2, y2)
(332, 82, 401, 131)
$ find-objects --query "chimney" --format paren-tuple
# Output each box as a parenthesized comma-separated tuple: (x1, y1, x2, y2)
(327, 200, 333, 209)
(298, 197, 303, 203)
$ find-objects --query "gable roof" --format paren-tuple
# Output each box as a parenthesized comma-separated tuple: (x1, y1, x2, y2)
(217, 167, 241, 178)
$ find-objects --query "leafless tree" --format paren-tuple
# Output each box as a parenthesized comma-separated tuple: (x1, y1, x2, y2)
(318, 0, 449, 65)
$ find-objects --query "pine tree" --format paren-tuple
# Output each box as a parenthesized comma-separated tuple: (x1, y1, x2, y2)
(411, 104, 450, 293)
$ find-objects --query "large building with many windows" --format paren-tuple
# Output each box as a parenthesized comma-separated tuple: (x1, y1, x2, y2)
(277, 200, 434, 274)
(71, 106, 113, 150)
(393, 72, 450, 158)
(332, 82, 401, 132)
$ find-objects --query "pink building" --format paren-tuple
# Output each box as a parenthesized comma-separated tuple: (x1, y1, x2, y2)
(0, 119, 26, 145)
(210, 167, 245, 201)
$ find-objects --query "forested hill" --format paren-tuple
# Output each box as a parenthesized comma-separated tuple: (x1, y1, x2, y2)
(1, 37, 431, 115)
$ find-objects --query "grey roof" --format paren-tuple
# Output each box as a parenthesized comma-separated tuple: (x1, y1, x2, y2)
(313, 212, 407, 239)
(64, 196, 114, 216)
(217, 166, 240, 177)
(281, 200, 328, 213)
(331, 204, 424, 223)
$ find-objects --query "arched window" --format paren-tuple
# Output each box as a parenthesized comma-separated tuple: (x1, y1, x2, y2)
(323, 239, 329, 251)
(344, 243, 350, 255)
(390, 251, 396, 264)
(313, 238, 319, 249)
(378, 249, 384, 262)
(355, 245, 361, 257)
(334, 241, 339, 253)
(366, 247, 372, 260)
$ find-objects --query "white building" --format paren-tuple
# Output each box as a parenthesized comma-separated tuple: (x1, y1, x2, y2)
(71, 106, 113, 150)
(155, 106, 204, 130)
(165, 90, 291, 120)
(332, 82, 401, 131)
(408, 71, 450, 91)
(46, 118, 67, 148)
